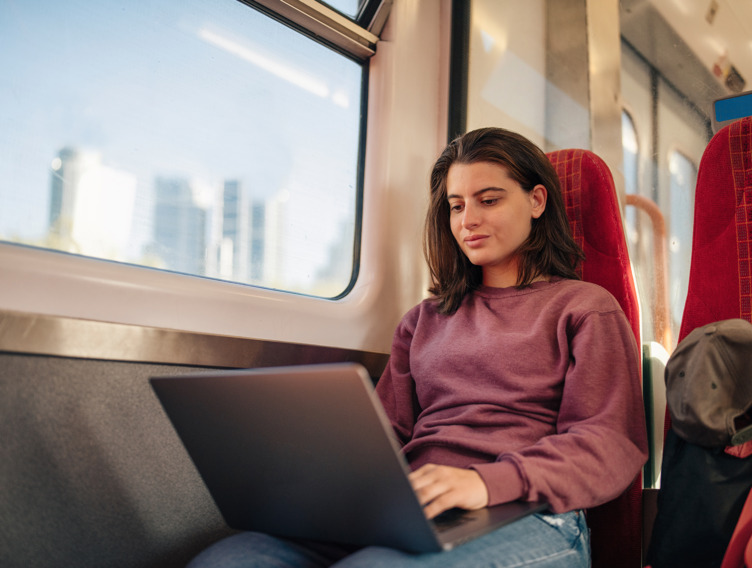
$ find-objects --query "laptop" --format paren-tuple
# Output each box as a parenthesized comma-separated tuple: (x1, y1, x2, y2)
(150, 362, 547, 553)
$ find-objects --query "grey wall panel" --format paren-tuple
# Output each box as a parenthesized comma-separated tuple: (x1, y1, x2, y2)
(1, 354, 232, 568)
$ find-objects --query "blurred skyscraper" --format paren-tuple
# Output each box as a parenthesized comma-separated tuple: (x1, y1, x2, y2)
(153, 177, 208, 275)
(219, 180, 266, 284)
(48, 147, 136, 260)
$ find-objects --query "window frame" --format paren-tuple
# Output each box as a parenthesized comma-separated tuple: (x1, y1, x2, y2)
(245, 0, 383, 61)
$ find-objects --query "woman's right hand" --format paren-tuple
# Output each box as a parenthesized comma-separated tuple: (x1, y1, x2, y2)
(408, 463, 489, 519)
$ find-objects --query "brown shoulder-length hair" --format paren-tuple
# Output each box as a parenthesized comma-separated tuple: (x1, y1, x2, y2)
(424, 127, 584, 315)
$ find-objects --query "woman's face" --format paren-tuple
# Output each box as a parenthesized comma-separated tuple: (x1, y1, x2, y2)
(447, 161, 547, 288)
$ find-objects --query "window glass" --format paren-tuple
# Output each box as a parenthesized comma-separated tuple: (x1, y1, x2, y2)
(622, 108, 660, 346)
(622, 110, 639, 246)
(323, 0, 364, 19)
(668, 151, 697, 330)
(0, 0, 364, 298)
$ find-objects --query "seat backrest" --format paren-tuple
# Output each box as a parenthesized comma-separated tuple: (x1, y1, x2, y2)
(547, 149, 642, 568)
(678, 116, 752, 340)
(648, 116, 752, 567)
(664, 116, 752, 440)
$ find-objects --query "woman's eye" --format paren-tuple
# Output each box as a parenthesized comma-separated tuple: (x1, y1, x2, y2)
(449, 203, 463, 213)
(482, 198, 499, 206)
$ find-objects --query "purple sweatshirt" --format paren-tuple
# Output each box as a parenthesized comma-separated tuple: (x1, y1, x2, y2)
(375, 277, 648, 513)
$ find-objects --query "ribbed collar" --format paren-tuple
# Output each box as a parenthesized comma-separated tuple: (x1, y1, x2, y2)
(474, 276, 566, 299)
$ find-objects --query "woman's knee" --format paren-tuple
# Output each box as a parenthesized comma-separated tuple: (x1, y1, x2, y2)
(187, 532, 346, 568)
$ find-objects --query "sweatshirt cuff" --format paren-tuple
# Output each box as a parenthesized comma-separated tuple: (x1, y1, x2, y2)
(471, 460, 526, 507)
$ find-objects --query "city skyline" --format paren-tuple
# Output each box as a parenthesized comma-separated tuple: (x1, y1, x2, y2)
(41, 145, 356, 297)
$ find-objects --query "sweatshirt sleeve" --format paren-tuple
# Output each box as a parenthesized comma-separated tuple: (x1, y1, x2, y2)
(375, 307, 422, 447)
(471, 308, 649, 513)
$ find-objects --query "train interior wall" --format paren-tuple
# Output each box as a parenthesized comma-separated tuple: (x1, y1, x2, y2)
(0, 346, 388, 568)
(1, 353, 228, 567)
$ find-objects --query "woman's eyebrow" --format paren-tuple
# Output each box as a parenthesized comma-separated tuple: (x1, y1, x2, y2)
(447, 187, 507, 200)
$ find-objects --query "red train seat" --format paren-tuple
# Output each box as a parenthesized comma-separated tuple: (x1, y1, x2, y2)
(547, 148, 643, 568)
(678, 116, 752, 340)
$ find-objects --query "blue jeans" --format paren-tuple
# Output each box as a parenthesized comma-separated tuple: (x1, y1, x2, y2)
(187, 510, 590, 568)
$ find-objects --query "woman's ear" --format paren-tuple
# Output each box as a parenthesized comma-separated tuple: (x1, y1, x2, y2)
(530, 184, 547, 219)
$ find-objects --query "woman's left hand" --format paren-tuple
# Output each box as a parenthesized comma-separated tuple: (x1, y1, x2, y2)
(408, 464, 489, 519)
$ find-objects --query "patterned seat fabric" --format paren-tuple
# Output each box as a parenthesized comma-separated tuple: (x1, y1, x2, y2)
(679, 116, 752, 340)
(547, 149, 642, 568)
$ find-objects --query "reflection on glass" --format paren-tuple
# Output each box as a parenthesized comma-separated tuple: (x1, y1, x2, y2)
(0, 0, 364, 298)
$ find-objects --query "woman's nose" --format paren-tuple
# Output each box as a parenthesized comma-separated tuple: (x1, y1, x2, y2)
(462, 206, 480, 229)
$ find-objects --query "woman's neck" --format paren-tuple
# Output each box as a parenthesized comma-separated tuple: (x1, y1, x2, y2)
(482, 270, 550, 288)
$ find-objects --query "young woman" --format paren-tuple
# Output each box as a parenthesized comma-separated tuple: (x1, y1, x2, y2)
(188, 127, 648, 567)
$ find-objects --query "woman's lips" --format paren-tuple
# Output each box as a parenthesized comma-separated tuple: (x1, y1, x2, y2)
(463, 235, 488, 248)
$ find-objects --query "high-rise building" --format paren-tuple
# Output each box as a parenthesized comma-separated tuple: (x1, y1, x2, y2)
(152, 177, 208, 276)
(49, 147, 101, 244)
(220, 180, 249, 280)
(218, 179, 266, 284)
(48, 147, 136, 259)
(250, 201, 266, 283)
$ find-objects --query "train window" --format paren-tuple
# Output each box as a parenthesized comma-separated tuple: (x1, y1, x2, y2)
(622, 110, 639, 246)
(667, 150, 697, 331)
(0, 0, 368, 299)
